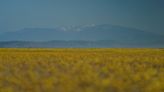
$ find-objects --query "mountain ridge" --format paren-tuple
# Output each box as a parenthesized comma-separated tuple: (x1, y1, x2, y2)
(0, 24, 164, 47)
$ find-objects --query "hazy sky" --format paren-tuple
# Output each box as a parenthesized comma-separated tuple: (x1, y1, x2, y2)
(0, 0, 164, 34)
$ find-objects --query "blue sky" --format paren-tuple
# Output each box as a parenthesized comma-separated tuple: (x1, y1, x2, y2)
(0, 0, 164, 34)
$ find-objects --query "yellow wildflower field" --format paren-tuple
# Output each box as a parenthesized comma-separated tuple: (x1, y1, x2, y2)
(0, 48, 164, 92)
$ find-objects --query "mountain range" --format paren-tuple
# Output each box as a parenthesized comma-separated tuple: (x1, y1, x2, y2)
(0, 24, 164, 48)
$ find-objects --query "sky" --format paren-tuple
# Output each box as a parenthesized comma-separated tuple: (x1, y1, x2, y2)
(0, 0, 164, 34)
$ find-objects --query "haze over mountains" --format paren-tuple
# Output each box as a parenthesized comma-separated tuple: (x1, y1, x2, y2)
(0, 24, 164, 48)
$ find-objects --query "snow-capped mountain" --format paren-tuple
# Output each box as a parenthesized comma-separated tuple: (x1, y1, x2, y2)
(0, 24, 164, 47)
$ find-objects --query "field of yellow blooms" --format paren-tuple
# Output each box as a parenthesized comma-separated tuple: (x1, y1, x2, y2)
(0, 48, 164, 92)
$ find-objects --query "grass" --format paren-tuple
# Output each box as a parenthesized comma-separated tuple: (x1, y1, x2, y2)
(0, 48, 164, 92)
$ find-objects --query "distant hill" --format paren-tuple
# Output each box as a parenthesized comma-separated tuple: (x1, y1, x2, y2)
(0, 40, 163, 48)
(0, 24, 164, 47)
